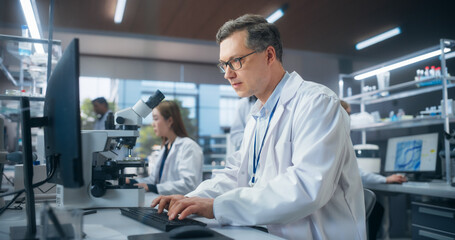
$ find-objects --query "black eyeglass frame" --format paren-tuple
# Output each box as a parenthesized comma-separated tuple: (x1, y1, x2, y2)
(217, 51, 257, 73)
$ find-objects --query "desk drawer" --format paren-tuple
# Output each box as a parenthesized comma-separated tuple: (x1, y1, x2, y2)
(412, 202, 455, 234)
(412, 225, 455, 240)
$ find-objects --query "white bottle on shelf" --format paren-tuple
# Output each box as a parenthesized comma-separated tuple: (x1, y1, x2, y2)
(18, 25, 32, 56)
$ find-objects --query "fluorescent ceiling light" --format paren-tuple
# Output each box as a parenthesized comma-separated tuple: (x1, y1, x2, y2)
(354, 48, 451, 80)
(20, 0, 45, 54)
(266, 8, 284, 23)
(114, 0, 127, 24)
(445, 51, 455, 60)
(356, 27, 401, 50)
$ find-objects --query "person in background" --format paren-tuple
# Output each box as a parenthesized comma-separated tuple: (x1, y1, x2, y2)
(340, 100, 407, 185)
(152, 14, 366, 239)
(340, 99, 351, 115)
(126, 101, 203, 195)
(229, 95, 257, 150)
(340, 99, 407, 240)
(92, 97, 112, 130)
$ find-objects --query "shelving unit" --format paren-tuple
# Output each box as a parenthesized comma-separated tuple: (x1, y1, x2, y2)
(0, 34, 61, 95)
(340, 39, 455, 185)
(198, 135, 229, 164)
(198, 134, 230, 180)
(0, 34, 60, 153)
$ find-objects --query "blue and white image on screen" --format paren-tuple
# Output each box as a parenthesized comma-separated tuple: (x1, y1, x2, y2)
(394, 140, 422, 171)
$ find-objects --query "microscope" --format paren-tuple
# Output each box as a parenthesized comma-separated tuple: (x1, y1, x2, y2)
(56, 90, 164, 208)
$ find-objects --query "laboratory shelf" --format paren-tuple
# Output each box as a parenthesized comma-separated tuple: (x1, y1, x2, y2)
(344, 77, 455, 105)
(0, 94, 44, 101)
(340, 39, 455, 186)
(351, 116, 455, 131)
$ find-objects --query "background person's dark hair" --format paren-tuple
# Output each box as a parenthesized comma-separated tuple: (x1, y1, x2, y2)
(92, 97, 108, 108)
(156, 101, 189, 145)
(216, 14, 283, 63)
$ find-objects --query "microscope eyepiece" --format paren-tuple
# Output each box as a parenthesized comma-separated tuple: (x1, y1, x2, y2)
(145, 90, 165, 109)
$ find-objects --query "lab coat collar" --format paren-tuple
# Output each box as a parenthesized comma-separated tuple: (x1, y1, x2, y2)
(155, 136, 184, 183)
(280, 71, 303, 105)
(171, 136, 185, 146)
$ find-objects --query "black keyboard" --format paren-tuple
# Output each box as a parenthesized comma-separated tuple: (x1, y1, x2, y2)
(120, 207, 207, 232)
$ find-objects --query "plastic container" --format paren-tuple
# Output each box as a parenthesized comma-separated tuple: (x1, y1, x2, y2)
(18, 25, 32, 56)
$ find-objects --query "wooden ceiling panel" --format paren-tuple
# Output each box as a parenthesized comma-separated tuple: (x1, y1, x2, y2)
(1, 0, 455, 61)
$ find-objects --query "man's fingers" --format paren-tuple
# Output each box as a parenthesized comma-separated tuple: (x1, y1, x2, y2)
(168, 200, 190, 220)
(179, 205, 198, 220)
(151, 196, 162, 207)
(158, 197, 170, 213)
(169, 198, 177, 210)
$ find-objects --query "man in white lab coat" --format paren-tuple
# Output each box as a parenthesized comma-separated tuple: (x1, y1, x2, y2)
(92, 97, 112, 130)
(153, 14, 366, 239)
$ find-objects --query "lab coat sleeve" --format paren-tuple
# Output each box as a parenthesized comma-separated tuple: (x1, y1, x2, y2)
(135, 149, 162, 184)
(156, 142, 203, 195)
(359, 169, 386, 184)
(213, 92, 354, 225)
(186, 150, 242, 198)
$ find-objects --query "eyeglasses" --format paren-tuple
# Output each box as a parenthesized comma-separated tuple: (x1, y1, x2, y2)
(217, 51, 257, 73)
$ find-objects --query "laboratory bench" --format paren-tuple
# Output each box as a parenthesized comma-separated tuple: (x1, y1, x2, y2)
(0, 192, 284, 240)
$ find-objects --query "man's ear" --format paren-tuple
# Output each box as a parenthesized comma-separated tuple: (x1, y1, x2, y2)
(266, 46, 276, 65)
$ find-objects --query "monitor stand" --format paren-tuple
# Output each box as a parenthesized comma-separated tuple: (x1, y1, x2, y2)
(405, 173, 434, 182)
(9, 97, 48, 240)
(1, 163, 7, 193)
(9, 97, 38, 240)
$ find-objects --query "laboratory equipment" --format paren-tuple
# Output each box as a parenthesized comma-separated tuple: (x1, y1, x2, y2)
(353, 144, 381, 173)
(57, 90, 165, 209)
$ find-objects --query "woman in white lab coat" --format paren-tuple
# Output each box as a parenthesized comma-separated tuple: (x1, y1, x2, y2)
(126, 101, 203, 195)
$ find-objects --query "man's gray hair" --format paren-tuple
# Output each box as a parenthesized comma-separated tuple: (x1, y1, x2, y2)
(216, 14, 283, 62)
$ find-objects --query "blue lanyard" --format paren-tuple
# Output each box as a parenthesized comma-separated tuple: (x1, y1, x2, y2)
(252, 98, 280, 185)
(158, 143, 172, 183)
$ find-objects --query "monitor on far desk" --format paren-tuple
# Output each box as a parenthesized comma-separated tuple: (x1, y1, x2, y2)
(384, 133, 439, 181)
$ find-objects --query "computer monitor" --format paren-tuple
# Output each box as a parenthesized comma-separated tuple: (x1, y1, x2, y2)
(384, 133, 439, 173)
(44, 38, 84, 188)
(10, 39, 84, 239)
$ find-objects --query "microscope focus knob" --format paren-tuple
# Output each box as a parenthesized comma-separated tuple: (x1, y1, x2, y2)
(116, 116, 125, 124)
(90, 183, 106, 198)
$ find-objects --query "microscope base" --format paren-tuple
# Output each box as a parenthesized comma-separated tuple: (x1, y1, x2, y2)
(56, 185, 145, 208)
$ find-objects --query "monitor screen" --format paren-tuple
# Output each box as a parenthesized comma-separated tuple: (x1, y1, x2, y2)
(384, 133, 438, 173)
(44, 39, 84, 188)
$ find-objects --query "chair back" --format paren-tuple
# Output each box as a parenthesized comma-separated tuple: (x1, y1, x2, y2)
(364, 188, 376, 219)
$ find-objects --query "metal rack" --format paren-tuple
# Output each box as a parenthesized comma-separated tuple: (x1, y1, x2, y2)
(0, 34, 61, 95)
(340, 39, 455, 185)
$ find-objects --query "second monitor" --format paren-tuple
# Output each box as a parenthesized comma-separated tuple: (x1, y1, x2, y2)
(384, 133, 438, 173)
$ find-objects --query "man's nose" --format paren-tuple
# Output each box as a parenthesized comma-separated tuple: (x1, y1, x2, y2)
(224, 66, 236, 80)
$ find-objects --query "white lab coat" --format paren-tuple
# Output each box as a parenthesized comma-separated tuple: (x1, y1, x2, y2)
(359, 169, 386, 184)
(135, 137, 203, 195)
(187, 72, 366, 240)
(94, 110, 112, 130)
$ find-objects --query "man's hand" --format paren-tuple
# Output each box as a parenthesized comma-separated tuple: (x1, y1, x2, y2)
(134, 183, 149, 192)
(386, 174, 407, 184)
(167, 197, 215, 220)
(151, 195, 186, 213)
